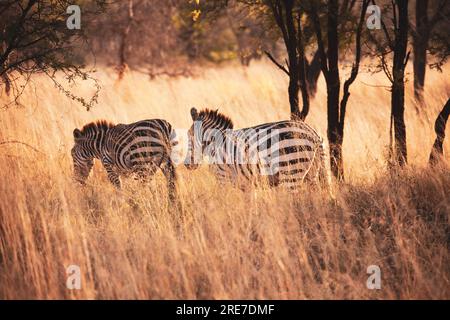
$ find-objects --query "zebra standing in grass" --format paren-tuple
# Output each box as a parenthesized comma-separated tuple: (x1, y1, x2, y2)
(71, 119, 178, 201)
(184, 108, 330, 191)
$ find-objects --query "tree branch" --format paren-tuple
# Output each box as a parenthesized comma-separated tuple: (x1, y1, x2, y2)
(0, 140, 45, 154)
(264, 50, 290, 76)
(429, 98, 450, 165)
(339, 0, 370, 129)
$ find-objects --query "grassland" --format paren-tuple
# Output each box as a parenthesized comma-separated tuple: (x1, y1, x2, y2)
(0, 61, 449, 299)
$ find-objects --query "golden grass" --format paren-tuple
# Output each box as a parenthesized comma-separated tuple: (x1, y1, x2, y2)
(0, 61, 449, 299)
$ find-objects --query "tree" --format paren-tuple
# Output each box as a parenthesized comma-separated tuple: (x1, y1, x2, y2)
(307, 0, 369, 180)
(429, 98, 450, 165)
(117, 0, 134, 79)
(368, 0, 410, 167)
(231, 0, 326, 120)
(390, 0, 409, 166)
(247, 0, 368, 179)
(0, 0, 105, 109)
(412, 0, 449, 103)
(264, 0, 310, 120)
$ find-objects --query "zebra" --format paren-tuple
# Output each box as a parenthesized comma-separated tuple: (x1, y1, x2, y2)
(184, 108, 330, 191)
(71, 119, 178, 201)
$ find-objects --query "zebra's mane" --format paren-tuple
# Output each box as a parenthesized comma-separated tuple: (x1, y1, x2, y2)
(80, 120, 115, 135)
(198, 109, 234, 129)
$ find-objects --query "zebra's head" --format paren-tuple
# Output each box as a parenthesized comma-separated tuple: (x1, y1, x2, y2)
(70, 120, 113, 184)
(185, 107, 233, 170)
(71, 128, 94, 184)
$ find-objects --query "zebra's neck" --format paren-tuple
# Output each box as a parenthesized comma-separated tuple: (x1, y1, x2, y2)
(202, 124, 233, 161)
(197, 114, 233, 163)
(84, 128, 109, 159)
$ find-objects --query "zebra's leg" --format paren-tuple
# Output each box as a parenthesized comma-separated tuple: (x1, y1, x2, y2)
(102, 160, 121, 189)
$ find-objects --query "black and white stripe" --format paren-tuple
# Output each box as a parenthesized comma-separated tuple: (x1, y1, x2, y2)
(185, 108, 330, 190)
(71, 119, 177, 199)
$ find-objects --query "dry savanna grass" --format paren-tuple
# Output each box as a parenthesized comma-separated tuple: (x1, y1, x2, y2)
(0, 61, 449, 299)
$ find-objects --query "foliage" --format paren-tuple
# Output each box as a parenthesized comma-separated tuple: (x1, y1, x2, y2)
(0, 0, 106, 109)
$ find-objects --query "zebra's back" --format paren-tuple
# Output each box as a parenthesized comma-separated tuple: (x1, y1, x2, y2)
(213, 120, 325, 189)
(105, 119, 176, 172)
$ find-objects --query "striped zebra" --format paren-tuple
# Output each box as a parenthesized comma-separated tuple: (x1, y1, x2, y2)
(71, 119, 178, 201)
(184, 108, 330, 191)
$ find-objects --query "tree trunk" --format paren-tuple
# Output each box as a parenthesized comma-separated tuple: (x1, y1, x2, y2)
(309, 0, 368, 181)
(284, 0, 301, 120)
(118, 0, 134, 79)
(267, 0, 316, 120)
(326, 0, 344, 180)
(429, 98, 450, 165)
(413, 0, 429, 102)
(391, 0, 409, 166)
(327, 85, 343, 180)
(297, 10, 310, 120)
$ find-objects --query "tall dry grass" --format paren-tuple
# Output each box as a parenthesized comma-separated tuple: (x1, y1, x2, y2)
(0, 61, 449, 299)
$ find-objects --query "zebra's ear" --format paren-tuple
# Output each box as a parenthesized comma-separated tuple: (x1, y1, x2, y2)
(73, 128, 82, 140)
(190, 107, 199, 121)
